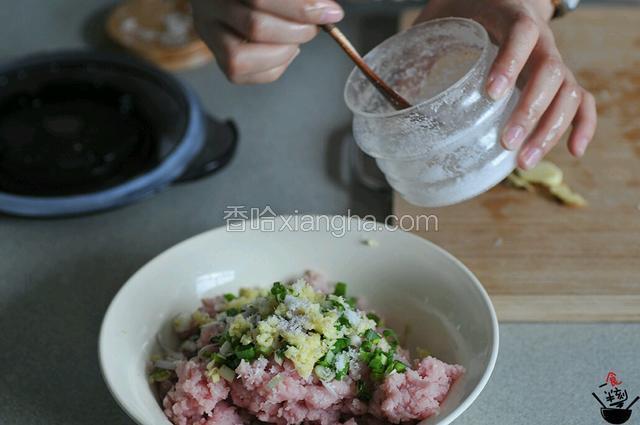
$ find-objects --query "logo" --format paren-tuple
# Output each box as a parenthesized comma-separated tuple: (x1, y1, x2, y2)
(592, 371, 639, 424)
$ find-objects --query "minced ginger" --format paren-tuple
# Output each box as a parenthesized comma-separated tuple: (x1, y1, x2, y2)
(506, 160, 587, 208)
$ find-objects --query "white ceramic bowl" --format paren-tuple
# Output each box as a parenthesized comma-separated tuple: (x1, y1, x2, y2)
(100, 216, 498, 425)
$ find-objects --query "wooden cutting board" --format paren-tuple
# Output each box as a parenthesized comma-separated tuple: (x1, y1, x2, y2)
(394, 7, 640, 321)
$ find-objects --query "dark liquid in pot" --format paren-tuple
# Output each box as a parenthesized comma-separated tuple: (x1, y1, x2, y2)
(0, 80, 158, 196)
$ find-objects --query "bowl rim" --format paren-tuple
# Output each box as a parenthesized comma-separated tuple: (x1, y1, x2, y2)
(99, 216, 499, 425)
(343, 17, 490, 119)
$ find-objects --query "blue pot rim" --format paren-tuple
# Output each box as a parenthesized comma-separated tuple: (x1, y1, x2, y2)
(0, 50, 206, 217)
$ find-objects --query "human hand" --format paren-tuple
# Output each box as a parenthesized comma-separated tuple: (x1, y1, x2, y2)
(416, 0, 597, 169)
(191, 0, 344, 84)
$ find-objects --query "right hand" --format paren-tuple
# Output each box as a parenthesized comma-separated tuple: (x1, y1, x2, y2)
(416, 0, 597, 168)
(191, 0, 344, 84)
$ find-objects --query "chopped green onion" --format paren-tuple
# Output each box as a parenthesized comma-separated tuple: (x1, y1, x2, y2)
(227, 356, 241, 369)
(271, 282, 287, 302)
(382, 358, 404, 376)
(346, 297, 357, 308)
(356, 380, 372, 401)
(384, 361, 395, 375)
(324, 350, 336, 364)
(338, 315, 351, 328)
(334, 351, 350, 379)
(382, 329, 396, 340)
(226, 308, 240, 316)
(332, 338, 350, 352)
(219, 365, 236, 382)
(211, 353, 227, 365)
(368, 351, 388, 374)
(267, 374, 284, 389)
(335, 368, 348, 380)
(361, 340, 372, 352)
(256, 345, 272, 356)
(316, 350, 336, 368)
(149, 368, 172, 383)
(393, 361, 407, 373)
(331, 299, 345, 311)
(274, 346, 287, 365)
(314, 365, 335, 381)
(235, 345, 257, 361)
(366, 313, 380, 325)
(334, 282, 347, 297)
(219, 341, 232, 356)
(274, 354, 284, 365)
(386, 344, 397, 358)
(383, 329, 398, 348)
(364, 329, 381, 343)
(335, 362, 350, 380)
(213, 331, 232, 345)
(223, 293, 236, 301)
(359, 349, 373, 363)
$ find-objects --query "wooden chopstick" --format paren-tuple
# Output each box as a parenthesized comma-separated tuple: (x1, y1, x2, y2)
(322, 24, 412, 111)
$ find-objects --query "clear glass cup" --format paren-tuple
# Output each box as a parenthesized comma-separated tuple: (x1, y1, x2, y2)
(344, 18, 520, 207)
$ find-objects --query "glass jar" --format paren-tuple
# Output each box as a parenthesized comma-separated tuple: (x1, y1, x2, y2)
(344, 18, 520, 207)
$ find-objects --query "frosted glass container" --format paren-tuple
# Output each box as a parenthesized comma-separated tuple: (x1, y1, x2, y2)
(344, 18, 520, 207)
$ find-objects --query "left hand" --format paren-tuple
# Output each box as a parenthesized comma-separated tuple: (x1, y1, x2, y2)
(190, 0, 344, 84)
(416, 0, 597, 170)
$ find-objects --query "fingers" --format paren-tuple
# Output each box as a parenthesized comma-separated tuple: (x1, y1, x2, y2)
(568, 91, 597, 157)
(518, 79, 581, 169)
(231, 55, 297, 84)
(204, 22, 300, 83)
(191, 0, 343, 84)
(241, 0, 344, 24)
(513, 70, 597, 169)
(211, 0, 318, 44)
(501, 52, 565, 152)
(486, 15, 539, 100)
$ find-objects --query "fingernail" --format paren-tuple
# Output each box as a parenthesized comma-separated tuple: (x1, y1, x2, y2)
(574, 136, 589, 157)
(502, 125, 525, 150)
(288, 48, 301, 64)
(521, 146, 543, 170)
(304, 3, 344, 23)
(487, 74, 509, 100)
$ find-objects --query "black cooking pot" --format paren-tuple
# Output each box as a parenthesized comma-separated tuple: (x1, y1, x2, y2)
(0, 50, 237, 217)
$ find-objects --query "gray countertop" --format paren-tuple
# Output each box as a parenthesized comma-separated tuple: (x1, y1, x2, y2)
(1, 1, 639, 425)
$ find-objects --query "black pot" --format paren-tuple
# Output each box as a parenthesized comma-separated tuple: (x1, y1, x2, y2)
(0, 50, 237, 217)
